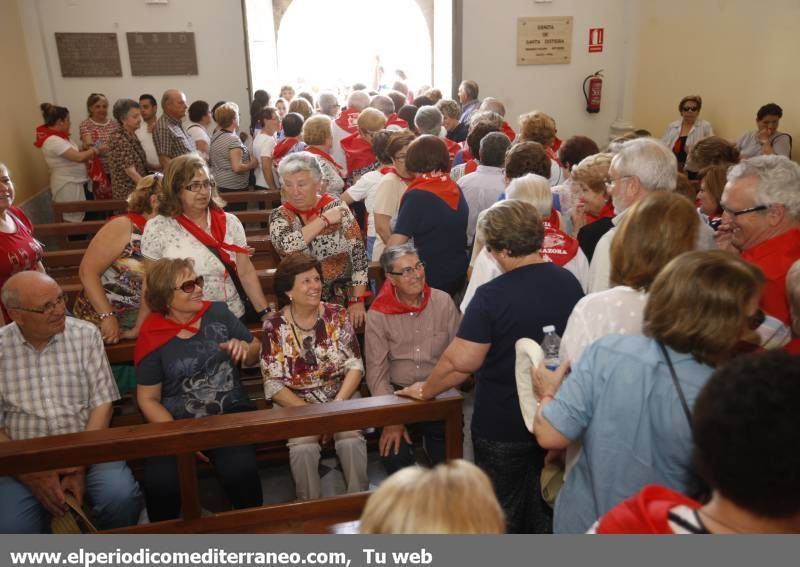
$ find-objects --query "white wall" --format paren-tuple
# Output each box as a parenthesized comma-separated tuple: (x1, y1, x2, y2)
(17, 0, 251, 137)
(461, 0, 631, 146)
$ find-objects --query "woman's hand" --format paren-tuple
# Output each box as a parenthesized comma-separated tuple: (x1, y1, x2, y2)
(219, 338, 250, 364)
(395, 380, 432, 401)
(322, 206, 347, 227)
(570, 203, 586, 234)
(120, 325, 140, 340)
(99, 315, 121, 344)
(532, 360, 570, 400)
(347, 302, 366, 328)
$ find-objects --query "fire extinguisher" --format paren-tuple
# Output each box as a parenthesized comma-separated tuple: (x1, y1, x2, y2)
(583, 70, 603, 113)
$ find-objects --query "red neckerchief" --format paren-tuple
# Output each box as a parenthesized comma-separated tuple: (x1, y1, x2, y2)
(386, 114, 409, 129)
(341, 132, 377, 173)
(546, 208, 560, 230)
(110, 212, 147, 232)
(334, 108, 360, 134)
(444, 138, 460, 161)
(370, 280, 432, 315)
(177, 208, 250, 270)
(595, 485, 701, 534)
(541, 223, 580, 266)
(134, 301, 212, 366)
(273, 136, 300, 162)
(552, 137, 563, 152)
(33, 125, 70, 148)
(379, 166, 414, 182)
(501, 121, 517, 141)
(403, 172, 461, 211)
(464, 159, 478, 175)
(545, 146, 562, 167)
(585, 201, 615, 224)
(306, 146, 345, 178)
(282, 193, 335, 221)
(462, 148, 474, 161)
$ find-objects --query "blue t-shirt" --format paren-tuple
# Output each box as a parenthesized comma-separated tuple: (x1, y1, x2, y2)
(137, 302, 254, 419)
(393, 188, 469, 291)
(457, 262, 583, 442)
(542, 335, 713, 534)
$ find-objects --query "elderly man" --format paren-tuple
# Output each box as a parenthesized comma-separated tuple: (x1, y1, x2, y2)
(414, 106, 460, 161)
(0, 272, 141, 533)
(153, 88, 195, 169)
(716, 156, 800, 331)
(586, 138, 716, 293)
(452, 80, 481, 143)
(365, 244, 461, 474)
(370, 94, 408, 130)
(480, 97, 516, 141)
(458, 131, 511, 247)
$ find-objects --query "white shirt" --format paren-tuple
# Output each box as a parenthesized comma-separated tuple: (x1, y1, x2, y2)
(41, 136, 87, 187)
(252, 131, 277, 188)
(136, 120, 161, 170)
(661, 119, 714, 153)
(187, 123, 211, 158)
(330, 121, 351, 178)
(561, 285, 648, 364)
(344, 169, 384, 239)
(458, 165, 506, 246)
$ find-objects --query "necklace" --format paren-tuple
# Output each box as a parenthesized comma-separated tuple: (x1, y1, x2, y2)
(697, 508, 743, 534)
(290, 303, 319, 332)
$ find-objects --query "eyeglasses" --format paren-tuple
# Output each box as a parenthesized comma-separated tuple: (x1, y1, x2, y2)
(721, 204, 768, 217)
(12, 294, 67, 315)
(183, 179, 215, 192)
(747, 309, 766, 331)
(387, 261, 425, 278)
(175, 276, 204, 293)
(681, 106, 699, 112)
(603, 175, 634, 190)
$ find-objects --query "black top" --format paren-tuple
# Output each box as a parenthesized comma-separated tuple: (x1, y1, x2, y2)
(577, 217, 614, 262)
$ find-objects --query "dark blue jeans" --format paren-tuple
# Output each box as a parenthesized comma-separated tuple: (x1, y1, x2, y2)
(380, 419, 447, 475)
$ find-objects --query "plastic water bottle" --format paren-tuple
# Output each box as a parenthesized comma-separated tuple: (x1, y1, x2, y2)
(541, 325, 561, 371)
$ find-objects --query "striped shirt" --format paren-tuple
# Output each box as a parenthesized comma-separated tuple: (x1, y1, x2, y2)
(209, 130, 252, 190)
(153, 114, 195, 160)
(0, 317, 119, 440)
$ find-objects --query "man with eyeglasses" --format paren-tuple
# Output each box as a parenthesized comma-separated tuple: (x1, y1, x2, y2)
(0, 272, 142, 532)
(365, 244, 462, 474)
(716, 155, 800, 332)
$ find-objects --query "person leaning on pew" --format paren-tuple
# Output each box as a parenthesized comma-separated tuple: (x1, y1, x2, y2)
(0, 272, 142, 533)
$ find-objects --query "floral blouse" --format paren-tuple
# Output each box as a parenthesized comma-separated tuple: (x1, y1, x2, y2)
(260, 303, 364, 403)
(269, 198, 368, 305)
(107, 128, 148, 199)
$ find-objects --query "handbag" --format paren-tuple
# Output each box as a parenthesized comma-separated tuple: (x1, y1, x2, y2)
(202, 243, 261, 323)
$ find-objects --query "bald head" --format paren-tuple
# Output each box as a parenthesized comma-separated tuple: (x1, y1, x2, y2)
(2, 271, 59, 310)
(161, 89, 188, 120)
(347, 91, 370, 112)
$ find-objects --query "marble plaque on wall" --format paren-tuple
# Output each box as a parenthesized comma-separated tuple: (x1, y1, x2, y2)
(55, 33, 122, 77)
(127, 32, 198, 76)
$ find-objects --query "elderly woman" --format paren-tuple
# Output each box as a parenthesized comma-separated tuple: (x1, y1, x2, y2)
(135, 257, 263, 521)
(142, 153, 270, 322)
(209, 102, 257, 207)
(302, 114, 345, 195)
(685, 136, 740, 179)
(532, 250, 764, 533)
(360, 460, 505, 534)
(736, 103, 791, 159)
(35, 103, 98, 222)
(365, 243, 461, 474)
(0, 162, 45, 324)
(79, 93, 118, 196)
(569, 153, 614, 260)
(696, 164, 727, 230)
(187, 100, 212, 160)
(518, 111, 564, 186)
(387, 135, 469, 297)
(288, 97, 313, 121)
(398, 200, 584, 533)
(552, 135, 601, 220)
(370, 130, 416, 262)
(270, 152, 369, 326)
(106, 99, 148, 200)
(260, 254, 368, 500)
(661, 95, 714, 169)
(341, 108, 388, 185)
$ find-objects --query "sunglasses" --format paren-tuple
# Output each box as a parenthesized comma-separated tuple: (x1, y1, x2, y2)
(175, 276, 204, 293)
(682, 106, 699, 112)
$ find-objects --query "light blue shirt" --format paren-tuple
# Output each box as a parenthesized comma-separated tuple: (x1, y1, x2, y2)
(542, 335, 713, 533)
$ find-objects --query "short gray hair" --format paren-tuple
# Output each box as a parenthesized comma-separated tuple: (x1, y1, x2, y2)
(370, 95, 395, 118)
(436, 99, 461, 120)
(612, 137, 677, 192)
(414, 106, 443, 136)
(469, 110, 503, 130)
(788, 259, 800, 336)
(479, 97, 506, 117)
(726, 155, 800, 219)
(380, 243, 419, 274)
(112, 98, 139, 124)
(479, 132, 511, 167)
(317, 92, 339, 117)
(347, 90, 370, 111)
(0, 280, 20, 309)
(505, 173, 552, 217)
(277, 151, 323, 182)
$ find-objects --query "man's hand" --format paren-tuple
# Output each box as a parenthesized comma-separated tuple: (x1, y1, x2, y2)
(379, 424, 412, 457)
(18, 471, 67, 516)
(347, 302, 366, 328)
(60, 467, 86, 507)
(714, 222, 739, 253)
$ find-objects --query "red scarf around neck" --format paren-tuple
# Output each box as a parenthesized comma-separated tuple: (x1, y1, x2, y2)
(464, 159, 478, 175)
(444, 138, 461, 161)
(111, 212, 147, 232)
(177, 208, 250, 270)
(370, 279, 432, 315)
(501, 121, 517, 142)
(282, 193, 335, 220)
(273, 137, 300, 162)
(386, 114, 409, 129)
(585, 201, 615, 224)
(334, 108, 360, 134)
(34, 125, 70, 148)
(134, 301, 212, 365)
(306, 146, 345, 178)
(595, 485, 701, 534)
(403, 173, 461, 211)
(379, 166, 414, 182)
(341, 133, 377, 173)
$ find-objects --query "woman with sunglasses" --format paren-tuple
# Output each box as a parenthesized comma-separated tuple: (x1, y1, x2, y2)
(261, 253, 368, 501)
(661, 95, 714, 171)
(141, 153, 270, 323)
(531, 250, 764, 533)
(134, 257, 263, 521)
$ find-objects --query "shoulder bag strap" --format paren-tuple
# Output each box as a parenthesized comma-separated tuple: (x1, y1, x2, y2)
(657, 341, 693, 426)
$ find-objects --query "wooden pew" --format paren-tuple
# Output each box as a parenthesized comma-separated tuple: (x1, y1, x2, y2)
(0, 391, 464, 533)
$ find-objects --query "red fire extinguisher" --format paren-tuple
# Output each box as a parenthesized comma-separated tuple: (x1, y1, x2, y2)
(583, 70, 603, 113)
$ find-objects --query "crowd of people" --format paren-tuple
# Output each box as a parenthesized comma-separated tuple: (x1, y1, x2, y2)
(0, 78, 798, 534)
